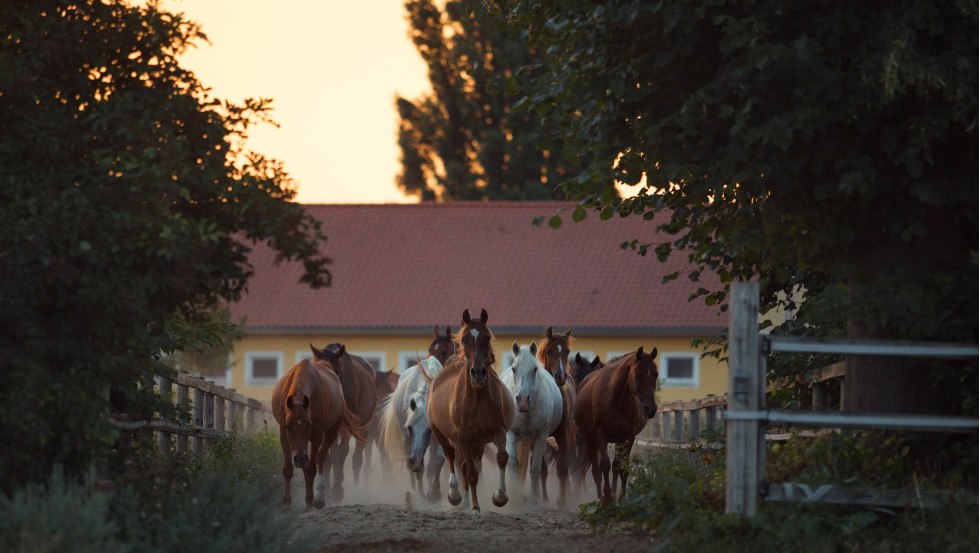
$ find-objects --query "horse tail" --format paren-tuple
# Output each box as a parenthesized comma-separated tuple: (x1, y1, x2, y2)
(342, 404, 370, 443)
(377, 394, 406, 472)
(515, 439, 531, 483)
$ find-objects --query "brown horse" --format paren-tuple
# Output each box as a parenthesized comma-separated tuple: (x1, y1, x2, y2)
(537, 326, 576, 508)
(571, 352, 604, 390)
(425, 308, 515, 513)
(272, 359, 365, 510)
(427, 324, 456, 365)
(575, 347, 658, 504)
(311, 343, 378, 501)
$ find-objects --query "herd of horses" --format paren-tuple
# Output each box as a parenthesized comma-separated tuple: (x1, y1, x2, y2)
(272, 308, 660, 513)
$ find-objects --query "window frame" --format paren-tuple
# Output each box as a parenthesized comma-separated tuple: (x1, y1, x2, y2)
(245, 351, 284, 386)
(659, 352, 699, 388)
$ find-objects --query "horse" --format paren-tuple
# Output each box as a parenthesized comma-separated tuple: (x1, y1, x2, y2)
(363, 367, 398, 481)
(378, 356, 446, 501)
(310, 343, 378, 501)
(500, 342, 563, 507)
(425, 308, 516, 513)
(271, 358, 367, 510)
(571, 352, 604, 390)
(537, 326, 576, 507)
(574, 347, 659, 504)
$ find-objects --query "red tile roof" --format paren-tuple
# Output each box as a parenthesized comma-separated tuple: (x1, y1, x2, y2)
(231, 202, 726, 335)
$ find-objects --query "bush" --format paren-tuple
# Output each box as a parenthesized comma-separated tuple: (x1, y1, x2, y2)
(581, 436, 978, 552)
(0, 432, 310, 553)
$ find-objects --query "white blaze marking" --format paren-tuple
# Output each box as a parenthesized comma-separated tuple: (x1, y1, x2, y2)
(470, 328, 480, 339)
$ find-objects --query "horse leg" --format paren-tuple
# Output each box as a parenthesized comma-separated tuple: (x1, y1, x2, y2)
(615, 439, 635, 503)
(279, 431, 293, 511)
(362, 434, 373, 484)
(352, 437, 366, 485)
(426, 441, 445, 503)
(306, 432, 323, 510)
(554, 432, 569, 508)
(433, 428, 461, 506)
(491, 433, 509, 508)
(584, 439, 603, 502)
(528, 435, 548, 507)
(504, 431, 519, 491)
(330, 434, 350, 503)
(540, 456, 549, 505)
(597, 436, 613, 504)
(463, 444, 483, 513)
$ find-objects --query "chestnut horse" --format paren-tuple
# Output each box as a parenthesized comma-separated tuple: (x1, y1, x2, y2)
(272, 359, 366, 510)
(571, 352, 604, 390)
(537, 326, 576, 508)
(364, 367, 399, 481)
(575, 347, 658, 504)
(311, 343, 378, 501)
(425, 308, 516, 513)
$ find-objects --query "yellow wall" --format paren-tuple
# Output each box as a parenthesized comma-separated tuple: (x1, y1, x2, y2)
(230, 332, 728, 404)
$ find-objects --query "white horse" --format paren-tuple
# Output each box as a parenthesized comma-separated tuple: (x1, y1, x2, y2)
(500, 342, 563, 507)
(378, 356, 446, 501)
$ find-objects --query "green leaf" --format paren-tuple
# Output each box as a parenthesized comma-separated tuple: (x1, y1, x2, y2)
(548, 214, 563, 229)
(572, 206, 587, 222)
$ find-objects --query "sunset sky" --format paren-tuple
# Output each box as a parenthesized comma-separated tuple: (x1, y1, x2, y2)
(158, 0, 429, 204)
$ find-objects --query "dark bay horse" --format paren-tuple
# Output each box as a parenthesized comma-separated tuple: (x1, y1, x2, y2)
(537, 326, 576, 508)
(425, 308, 515, 513)
(311, 343, 378, 500)
(575, 347, 658, 504)
(272, 359, 366, 510)
(571, 352, 604, 389)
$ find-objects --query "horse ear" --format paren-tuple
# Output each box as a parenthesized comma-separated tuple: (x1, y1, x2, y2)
(649, 347, 658, 359)
(635, 347, 644, 360)
(575, 352, 583, 364)
(445, 326, 452, 337)
(434, 325, 440, 337)
(512, 342, 520, 355)
(546, 326, 554, 339)
(302, 395, 310, 409)
(338, 344, 346, 357)
(462, 309, 471, 325)
(479, 308, 488, 323)
(286, 396, 295, 410)
(564, 328, 572, 338)
(310, 344, 322, 359)
(530, 341, 538, 356)
(592, 356, 601, 367)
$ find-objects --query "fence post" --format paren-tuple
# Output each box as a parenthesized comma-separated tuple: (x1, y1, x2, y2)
(176, 382, 189, 454)
(674, 410, 684, 442)
(706, 405, 717, 434)
(214, 394, 226, 434)
(812, 382, 827, 410)
(690, 408, 701, 441)
(726, 281, 764, 517)
(156, 376, 173, 452)
(193, 385, 205, 454)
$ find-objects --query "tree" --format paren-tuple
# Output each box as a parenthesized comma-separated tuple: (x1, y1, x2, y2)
(0, 0, 331, 490)
(397, 0, 586, 200)
(500, 0, 978, 412)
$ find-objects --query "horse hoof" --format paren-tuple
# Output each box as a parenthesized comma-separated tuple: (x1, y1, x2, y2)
(470, 506, 481, 514)
(313, 498, 326, 509)
(280, 504, 291, 513)
(448, 491, 463, 506)
(491, 493, 509, 507)
(426, 489, 442, 503)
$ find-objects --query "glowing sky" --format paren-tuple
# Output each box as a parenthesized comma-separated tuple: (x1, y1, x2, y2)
(158, 0, 429, 204)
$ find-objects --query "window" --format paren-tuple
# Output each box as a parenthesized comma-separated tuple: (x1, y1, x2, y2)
(660, 353, 699, 388)
(398, 351, 428, 371)
(245, 352, 283, 386)
(351, 351, 386, 372)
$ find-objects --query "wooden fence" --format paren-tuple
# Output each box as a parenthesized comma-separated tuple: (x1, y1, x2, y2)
(637, 395, 727, 447)
(724, 281, 979, 516)
(108, 371, 273, 454)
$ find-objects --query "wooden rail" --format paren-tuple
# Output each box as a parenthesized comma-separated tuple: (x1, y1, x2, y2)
(637, 395, 727, 447)
(108, 371, 272, 454)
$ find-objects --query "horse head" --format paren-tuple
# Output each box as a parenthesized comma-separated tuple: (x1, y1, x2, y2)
(284, 392, 313, 468)
(540, 326, 573, 388)
(405, 356, 443, 473)
(629, 347, 659, 419)
(310, 342, 346, 373)
(374, 369, 397, 398)
(572, 352, 604, 389)
(511, 341, 542, 413)
(428, 324, 456, 365)
(459, 308, 493, 387)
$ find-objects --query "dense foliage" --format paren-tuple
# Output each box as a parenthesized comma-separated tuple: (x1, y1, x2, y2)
(0, 432, 309, 553)
(582, 442, 978, 552)
(397, 0, 586, 200)
(0, 0, 330, 490)
(498, 0, 977, 415)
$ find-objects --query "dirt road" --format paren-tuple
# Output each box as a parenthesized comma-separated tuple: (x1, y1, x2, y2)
(288, 460, 658, 553)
